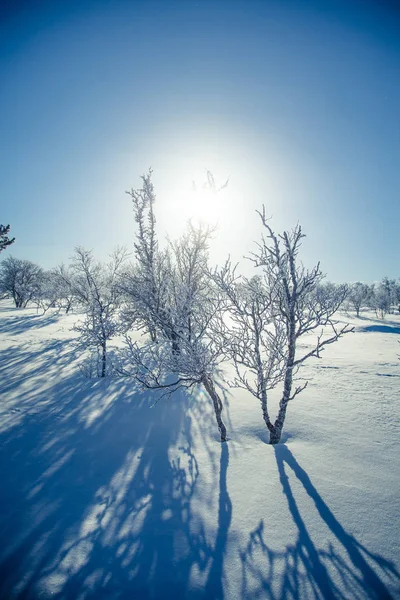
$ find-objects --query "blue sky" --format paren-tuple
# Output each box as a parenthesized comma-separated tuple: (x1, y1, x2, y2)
(1, 0, 399, 281)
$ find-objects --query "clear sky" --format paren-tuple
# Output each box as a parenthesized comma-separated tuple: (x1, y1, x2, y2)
(1, 0, 399, 282)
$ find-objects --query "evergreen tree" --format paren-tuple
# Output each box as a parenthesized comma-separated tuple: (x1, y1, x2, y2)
(0, 224, 15, 252)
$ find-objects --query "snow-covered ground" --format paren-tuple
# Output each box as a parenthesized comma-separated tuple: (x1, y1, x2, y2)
(0, 300, 399, 599)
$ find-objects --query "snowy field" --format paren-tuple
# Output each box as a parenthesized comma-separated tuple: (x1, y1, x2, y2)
(0, 300, 399, 600)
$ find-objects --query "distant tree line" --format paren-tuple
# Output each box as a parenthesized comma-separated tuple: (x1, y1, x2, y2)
(0, 178, 398, 444)
(346, 279, 400, 319)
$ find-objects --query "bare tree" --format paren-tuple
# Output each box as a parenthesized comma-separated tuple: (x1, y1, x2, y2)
(61, 247, 128, 377)
(50, 267, 76, 314)
(215, 209, 353, 444)
(348, 282, 370, 317)
(121, 221, 229, 441)
(213, 263, 287, 435)
(249, 208, 353, 443)
(122, 170, 162, 341)
(376, 277, 399, 317)
(122, 169, 228, 345)
(33, 270, 61, 314)
(192, 169, 229, 194)
(368, 280, 389, 320)
(0, 256, 43, 308)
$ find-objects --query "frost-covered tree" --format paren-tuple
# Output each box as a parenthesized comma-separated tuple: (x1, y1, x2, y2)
(252, 209, 352, 443)
(0, 224, 15, 253)
(33, 270, 61, 314)
(213, 265, 287, 432)
(365, 283, 376, 312)
(192, 169, 229, 194)
(122, 204, 229, 441)
(33, 268, 77, 315)
(348, 282, 370, 317)
(122, 170, 162, 341)
(382, 278, 400, 315)
(50, 267, 76, 314)
(217, 208, 352, 445)
(0, 256, 43, 308)
(369, 278, 395, 319)
(61, 247, 127, 377)
(122, 170, 227, 347)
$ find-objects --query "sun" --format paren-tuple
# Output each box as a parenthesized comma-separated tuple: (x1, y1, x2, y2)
(172, 171, 229, 227)
(189, 186, 220, 224)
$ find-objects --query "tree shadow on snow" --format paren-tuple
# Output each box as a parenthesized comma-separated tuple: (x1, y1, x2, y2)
(204, 443, 232, 599)
(240, 446, 399, 599)
(0, 311, 62, 335)
(358, 324, 400, 335)
(0, 339, 233, 599)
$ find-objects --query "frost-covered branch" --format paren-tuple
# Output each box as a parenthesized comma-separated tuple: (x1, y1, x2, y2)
(61, 247, 128, 377)
(250, 206, 353, 443)
(212, 260, 286, 432)
(120, 172, 230, 441)
(217, 206, 353, 444)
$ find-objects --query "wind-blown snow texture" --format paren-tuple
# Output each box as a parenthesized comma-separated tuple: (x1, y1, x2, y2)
(0, 300, 399, 599)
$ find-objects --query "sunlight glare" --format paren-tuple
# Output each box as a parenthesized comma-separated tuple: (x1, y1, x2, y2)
(165, 169, 230, 231)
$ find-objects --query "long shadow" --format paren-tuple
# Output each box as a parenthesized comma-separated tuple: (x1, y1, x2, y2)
(0, 334, 232, 599)
(240, 446, 399, 599)
(357, 314, 400, 325)
(358, 325, 400, 335)
(204, 444, 232, 600)
(277, 447, 399, 598)
(0, 341, 80, 402)
(0, 311, 62, 335)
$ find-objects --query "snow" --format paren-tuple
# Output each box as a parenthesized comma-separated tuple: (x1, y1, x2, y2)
(0, 300, 399, 599)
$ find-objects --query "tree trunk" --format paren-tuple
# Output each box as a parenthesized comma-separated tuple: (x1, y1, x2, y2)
(253, 318, 273, 434)
(270, 362, 293, 444)
(202, 375, 227, 442)
(260, 390, 270, 430)
(171, 331, 180, 355)
(101, 342, 106, 378)
(65, 299, 72, 314)
(269, 424, 283, 445)
(270, 303, 296, 445)
(259, 376, 275, 436)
